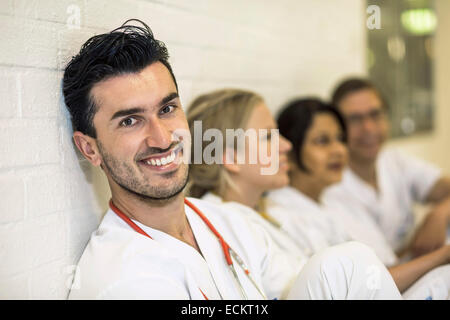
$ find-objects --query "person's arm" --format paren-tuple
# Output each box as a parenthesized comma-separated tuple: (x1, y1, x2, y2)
(388, 245, 450, 293)
(425, 176, 450, 203)
(410, 176, 450, 256)
(411, 189, 450, 257)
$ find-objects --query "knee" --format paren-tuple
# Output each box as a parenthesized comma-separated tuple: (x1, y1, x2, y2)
(289, 241, 401, 299)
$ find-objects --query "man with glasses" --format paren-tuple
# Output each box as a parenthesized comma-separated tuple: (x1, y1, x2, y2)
(324, 78, 450, 260)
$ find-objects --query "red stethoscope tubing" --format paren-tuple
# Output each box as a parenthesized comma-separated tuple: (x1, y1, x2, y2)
(108, 198, 251, 299)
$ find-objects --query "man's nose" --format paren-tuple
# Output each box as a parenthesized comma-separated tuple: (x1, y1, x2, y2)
(144, 119, 173, 150)
(361, 116, 378, 133)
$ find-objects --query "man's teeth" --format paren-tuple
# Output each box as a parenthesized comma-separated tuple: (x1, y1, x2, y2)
(145, 151, 176, 167)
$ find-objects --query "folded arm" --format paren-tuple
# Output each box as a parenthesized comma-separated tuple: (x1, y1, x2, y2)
(388, 245, 450, 293)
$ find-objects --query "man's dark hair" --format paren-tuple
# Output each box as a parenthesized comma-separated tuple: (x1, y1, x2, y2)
(277, 98, 347, 172)
(62, 19, 177, 137)
(331, 77, 389, 111)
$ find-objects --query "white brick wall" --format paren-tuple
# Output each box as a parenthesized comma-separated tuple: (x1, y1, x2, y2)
(0, 0, 366, 299)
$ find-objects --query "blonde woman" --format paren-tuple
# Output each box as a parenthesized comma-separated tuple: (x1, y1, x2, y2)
(186, 88, 305, 258)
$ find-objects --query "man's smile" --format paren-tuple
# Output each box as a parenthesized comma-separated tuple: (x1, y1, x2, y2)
(137, 143, 184, 172)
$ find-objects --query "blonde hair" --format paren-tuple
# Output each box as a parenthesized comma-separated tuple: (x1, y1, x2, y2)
(186, 88, 263, 198)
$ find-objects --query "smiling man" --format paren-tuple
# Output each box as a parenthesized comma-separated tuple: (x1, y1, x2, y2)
(92, 68, 187, 197)
(63, 20, 401, 300)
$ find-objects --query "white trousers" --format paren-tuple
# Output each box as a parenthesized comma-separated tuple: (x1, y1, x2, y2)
(286, 241, 402, 300)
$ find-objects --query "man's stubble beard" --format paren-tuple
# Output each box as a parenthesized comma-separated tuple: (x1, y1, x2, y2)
(97, 140, 189, 204)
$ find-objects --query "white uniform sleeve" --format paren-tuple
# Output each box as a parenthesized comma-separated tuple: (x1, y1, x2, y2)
(391, 150, 442, 203)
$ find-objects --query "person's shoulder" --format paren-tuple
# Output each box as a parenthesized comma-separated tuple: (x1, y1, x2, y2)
(378, 147, 415, 167)
(84, 209, 184, 262)
(378, 147, 440, 177)
(86, 209, 157, 251)
(70, 210, 188, 299)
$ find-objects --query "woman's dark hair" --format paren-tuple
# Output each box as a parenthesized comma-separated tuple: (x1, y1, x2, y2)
(331, 77, 388, 111)
(277, 98, 346, 172)
(62, 19, 177, 138)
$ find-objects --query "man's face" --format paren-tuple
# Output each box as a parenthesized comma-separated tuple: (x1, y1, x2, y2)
(88, 62, 189, 200)
(338, 88, 389, 164)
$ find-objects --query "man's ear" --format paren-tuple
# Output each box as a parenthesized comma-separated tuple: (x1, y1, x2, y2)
(223, 147, 240, 174)
(73, 131, 102, 167)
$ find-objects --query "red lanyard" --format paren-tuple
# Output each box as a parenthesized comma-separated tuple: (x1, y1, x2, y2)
(109, 198, 237, 264)
(108, 198, 235, 300)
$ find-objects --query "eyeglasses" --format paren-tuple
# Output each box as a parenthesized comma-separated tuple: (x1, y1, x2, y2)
(344, 108, 386, 127)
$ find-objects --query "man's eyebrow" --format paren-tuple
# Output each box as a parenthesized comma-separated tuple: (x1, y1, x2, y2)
(160, 92, 179, 106)
(110, 107, 146, 121)
(109, 92, 179, 121)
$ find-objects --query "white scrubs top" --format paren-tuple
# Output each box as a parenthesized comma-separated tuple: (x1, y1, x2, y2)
(323, 148, 441, 252)
(267, 186, 349, 257)
(201, 192, 309, 263)
(68, 197, 300, 300)
(264, 189, 403, 299)
(268, 186, 398, 266)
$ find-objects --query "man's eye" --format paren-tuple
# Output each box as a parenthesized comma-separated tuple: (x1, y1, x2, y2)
(369, 109, 383, 120)
(161, 105, 175, 114)
(120, 117, 138, 127)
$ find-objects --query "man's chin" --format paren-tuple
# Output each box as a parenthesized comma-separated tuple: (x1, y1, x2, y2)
(147, 186, 185, 201)
(112, 172, 189, 202)
(128, 182, 187, 202)
(144, 173, 189, 200)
